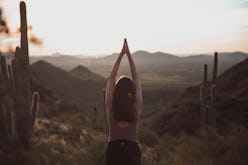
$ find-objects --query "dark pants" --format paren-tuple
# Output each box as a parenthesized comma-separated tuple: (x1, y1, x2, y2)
(106, 140, 141, 165)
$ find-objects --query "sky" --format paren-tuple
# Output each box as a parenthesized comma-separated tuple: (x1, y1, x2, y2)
(0, 0, 248, 56)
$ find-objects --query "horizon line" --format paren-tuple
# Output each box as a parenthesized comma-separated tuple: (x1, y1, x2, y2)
(28, 50, 248, 58)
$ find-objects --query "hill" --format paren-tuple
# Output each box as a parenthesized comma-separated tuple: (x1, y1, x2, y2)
(152, 58, 248, 135)
(30, 54, 89, 71)
(30, 52, 248, 85)
(100, 50, 179, 64)
(30, 51, 248, 70)
(70, 65, 106, 82)
(217, 58, 248, 100)
(30, 60, 105, 109)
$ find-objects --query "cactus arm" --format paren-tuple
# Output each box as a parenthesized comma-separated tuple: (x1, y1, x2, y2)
(30, 91, 39, 132)
(0, 106, 7, 138)
(0, 57, 5, 137)
(12, 56, 25, 103)
(211, 84, 216, 128)
(200, 84, 206, 132)
(0, 56, 13, 138)
(7, 64, 14, 137)
(0, 60, 7, 137)
(213, 52, 218, 83)
(7, 64, 14, 90)
(211, 52, 218, 129)
(6, 103, 13, 136)
(0, 56, 10, 89)
(0, 57, 5, 92)
(20, 1, 29, 65)
(211, 85, 216, 103)
(203, 64, 208, 84)
(17, 2, 31, 109)
(200, 84, 204, 105)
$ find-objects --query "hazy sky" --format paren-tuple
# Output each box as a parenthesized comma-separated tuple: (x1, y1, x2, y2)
(1, 0, 248, 56)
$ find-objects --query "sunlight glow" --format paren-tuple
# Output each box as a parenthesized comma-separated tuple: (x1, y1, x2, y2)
(1, 0, 248, 56)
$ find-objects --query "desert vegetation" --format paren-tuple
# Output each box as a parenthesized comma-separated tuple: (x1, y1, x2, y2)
(0, 1, 248, 165)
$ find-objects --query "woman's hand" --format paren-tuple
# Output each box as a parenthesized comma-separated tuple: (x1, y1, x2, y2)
(124, 39, 137, 79)
(108, 39, 126, 79)
(124, 38, 131, 57)
(120, 39, 127, 57)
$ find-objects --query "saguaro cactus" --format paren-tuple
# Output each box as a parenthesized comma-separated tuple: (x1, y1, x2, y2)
(200, 64, 207, 131)
(200, 52, 218, 133)
(0, 1, 40, 147)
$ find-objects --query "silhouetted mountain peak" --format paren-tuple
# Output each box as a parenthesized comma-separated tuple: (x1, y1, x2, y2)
(133, 50, 150, 55)
(30, 60, 105, 109)
(34, 60, 51, 66)
(71, 65, 91, 73)
(70, 65, 105, 82)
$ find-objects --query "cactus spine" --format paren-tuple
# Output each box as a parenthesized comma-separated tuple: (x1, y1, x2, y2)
(0, 1, 40, 147)
(200, 52, 218, 133)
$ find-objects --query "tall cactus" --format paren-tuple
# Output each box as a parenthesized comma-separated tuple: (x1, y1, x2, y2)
(210, 52, 218, 129)
(200, 52, 218, 133)
(200, 64, 207, 131)
(0, 1, 40, 147)
(212, 52, 218, 83)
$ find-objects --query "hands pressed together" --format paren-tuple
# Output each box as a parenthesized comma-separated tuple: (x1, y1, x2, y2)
(120, 38, 131, 57)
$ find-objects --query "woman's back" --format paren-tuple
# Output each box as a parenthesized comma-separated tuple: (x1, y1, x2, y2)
(107, 106, 140, 142)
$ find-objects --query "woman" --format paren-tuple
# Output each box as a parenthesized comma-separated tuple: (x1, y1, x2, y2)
(105, 39, 142, 165)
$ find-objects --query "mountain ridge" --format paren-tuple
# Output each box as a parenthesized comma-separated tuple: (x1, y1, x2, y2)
(152, 58, 248, 135)
(30, 60, 105, 109)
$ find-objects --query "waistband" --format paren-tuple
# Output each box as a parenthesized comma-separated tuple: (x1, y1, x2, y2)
(108, 139, 139, 146)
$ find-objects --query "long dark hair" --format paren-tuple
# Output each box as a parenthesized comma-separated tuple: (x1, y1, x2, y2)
(112, 76, 136, 122)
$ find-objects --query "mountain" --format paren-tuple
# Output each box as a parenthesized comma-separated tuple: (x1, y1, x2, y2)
(217, 58, 248, 99)
(100, 50, 179, 65)
(101, 51, 248, 63)
(29, 51, 248, 91)
(31, 51, 248, 71)
(152, 58, 248, 135)
(30, 54, 91, 71)
(30, 60, 106, 109)
(31, 76, 57, 103)
(70, 65, 106, 82)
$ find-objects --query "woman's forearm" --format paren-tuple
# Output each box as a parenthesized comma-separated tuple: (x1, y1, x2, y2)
(126, 45, 137, 79)
(109, 50, 124, 79)
(106, 40, 125, 112)
(125, 40, 142, 109)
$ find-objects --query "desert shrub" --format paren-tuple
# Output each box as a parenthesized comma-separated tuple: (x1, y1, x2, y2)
(81, 135, 108, 165)
(141, 146, 158, 165)
(139, 126, 159, 147)
(39, 99, 83, 119)
(155, 134, 177, 165)
(166, 126, 248, 165)
(219, 125, 248, 165)
(169, 132, 219, 165)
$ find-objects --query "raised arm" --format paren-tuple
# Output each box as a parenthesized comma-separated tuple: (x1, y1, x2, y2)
(125, 39, 143, 112)
(125, 39, 137, 79)
(105, 41, 125, 113)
